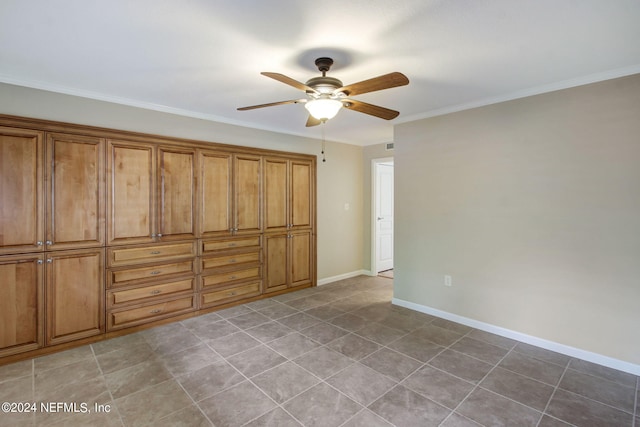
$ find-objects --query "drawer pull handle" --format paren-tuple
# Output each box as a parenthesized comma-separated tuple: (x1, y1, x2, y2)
(229, 276, 236, 280)
(150, 290, 162, 295)
(229, 259, 236, 263)
(228, 292, 237, 296)
(150, 251, 161, 255)
(228, 243, 236, 247)
(150, 309, 162, 314)
(150, 271, 161, 275)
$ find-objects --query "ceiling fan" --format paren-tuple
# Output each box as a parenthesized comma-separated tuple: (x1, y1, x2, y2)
(238, 57, 409, 127)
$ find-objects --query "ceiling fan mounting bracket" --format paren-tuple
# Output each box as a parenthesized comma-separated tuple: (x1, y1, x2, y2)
(314, 57, 334, 75)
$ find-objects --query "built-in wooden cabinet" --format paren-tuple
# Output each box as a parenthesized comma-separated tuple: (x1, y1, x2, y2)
(198, 151, 262, 237)
(200, 235, 262, 308)
(0, 248, 105, 354)
(264, 156, 314, 293)
(0, 254, 44, 357)
(264, 157, 313, 232)
(0, 115, 315, 363)
(107, 140, 196, 245)
(264, 229, 313, 293)
(45, 249, 105, 345)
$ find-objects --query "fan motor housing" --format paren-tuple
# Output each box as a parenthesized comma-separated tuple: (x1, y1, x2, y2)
(305, 76, 343, 94)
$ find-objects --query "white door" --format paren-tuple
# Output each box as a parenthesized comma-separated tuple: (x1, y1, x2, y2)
(376, 162, 394, 272)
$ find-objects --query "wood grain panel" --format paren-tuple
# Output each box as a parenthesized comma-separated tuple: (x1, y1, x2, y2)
(108, 278, 195, 307)
(46, 249, 104, 345)
(291, 231, 312, 286)
(0, 127, 44, 254)
(264, 158, 288, 230)
(108, 296, 195, 330)
(265, 233, 287, 292)
(198, 151, 232, 236)
(234, 155, 262, 233)
(291, 161, 312, 228)
(107, 141, 155, 245)
(46, 133, 105, 249)
(158, 147, 195, 239)
(0, 254, 43, 357)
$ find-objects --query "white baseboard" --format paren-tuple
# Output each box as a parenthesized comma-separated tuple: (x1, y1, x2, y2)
(317, 270, 373, 286)
(392, 297, 640, 376)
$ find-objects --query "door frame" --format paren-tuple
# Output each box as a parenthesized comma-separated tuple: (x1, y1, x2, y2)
(371, 157, 394, 275)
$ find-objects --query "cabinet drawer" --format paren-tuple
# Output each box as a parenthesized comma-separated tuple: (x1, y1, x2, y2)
(108, 259, 196, 287)
(108, 278, 195, 307)
(107, 242, 197, 267)
(201, 251, 260, 271)
(201, 267, 261, 289)
(200, 282, 261, 308)
(107, 296, 196, 330)
(201, 236, 261, 253)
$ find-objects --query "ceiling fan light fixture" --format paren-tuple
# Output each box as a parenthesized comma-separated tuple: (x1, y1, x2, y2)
(305, 98, 342, 121)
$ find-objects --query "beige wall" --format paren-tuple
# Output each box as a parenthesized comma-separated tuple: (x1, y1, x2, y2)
(362, 143, 394, 272)
(0, 83, 364, 281)
(395, 74, 640, 365)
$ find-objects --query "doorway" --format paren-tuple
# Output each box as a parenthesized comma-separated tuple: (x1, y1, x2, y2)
(372, 158, 394, 275)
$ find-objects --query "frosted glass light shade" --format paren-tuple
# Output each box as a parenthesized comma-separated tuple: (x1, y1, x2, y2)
(305, 98, 342, 120)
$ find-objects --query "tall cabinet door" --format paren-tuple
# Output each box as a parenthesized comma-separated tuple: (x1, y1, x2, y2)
(290, 160, 313, 229)
(234, 154, 262, 234)
(0, 127, 44, 255)
(264, 157, 314, 232)
(158, 147, 196, 240)
(264, 158, 288, 232)
(264, 233, 287, 293)
(0, 254, 44, 357)
(46, 133, 105, 250)
(198, 151, 233, 237)
(290, 230, 313, 288)
(46, 249, 104, 345)
(107, 140, 156, 245)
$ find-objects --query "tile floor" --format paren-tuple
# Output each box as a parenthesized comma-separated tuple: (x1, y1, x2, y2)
(0, 275, 638, 427)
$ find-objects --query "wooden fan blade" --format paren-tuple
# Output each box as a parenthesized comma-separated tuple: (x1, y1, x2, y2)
(343, 99, 400, 120)
(261, 72, 318, 93)
(306, 115, 321, 127)
(336, 72, 409, 96)
(237, 99, 303, 111)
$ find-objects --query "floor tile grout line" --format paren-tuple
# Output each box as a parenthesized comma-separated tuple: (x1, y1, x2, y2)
(445, 346, 521, 427)
(89, 343, 126, 427)
(537, 359, 571, 427)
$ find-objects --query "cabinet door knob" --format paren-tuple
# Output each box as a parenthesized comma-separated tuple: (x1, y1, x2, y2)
(157, 233, 163, 237)
(150, 309, 162, 314)
(46, 259, 53, 263)
(150, 251, 161, 255)
(36, 241, 43, 246)
(151, 233, 156, 237)
(150, 271, 161, 275)
(46, 241, 52, 245)
(37, 260, 43, 265)
(150, 290, 161, 295)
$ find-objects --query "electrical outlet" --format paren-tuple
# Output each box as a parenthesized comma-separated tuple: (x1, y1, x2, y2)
(444, 275, 452, 287)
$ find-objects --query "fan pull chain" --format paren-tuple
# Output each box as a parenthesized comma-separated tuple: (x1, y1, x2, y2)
(321, 120, 326, 162)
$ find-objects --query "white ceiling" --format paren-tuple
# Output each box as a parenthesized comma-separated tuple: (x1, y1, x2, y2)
(1, 1, 640, 146)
